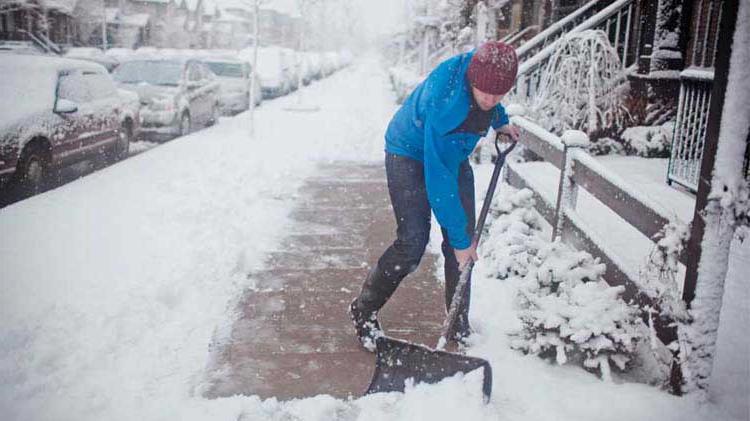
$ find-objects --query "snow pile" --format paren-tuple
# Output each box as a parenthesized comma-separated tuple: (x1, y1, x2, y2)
(480, 188, 643, 380)
(620, 124, 674, 158)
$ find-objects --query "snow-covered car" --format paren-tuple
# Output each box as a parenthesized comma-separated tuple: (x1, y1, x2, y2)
(0, 55, 134, 196)
(64, 47, 120, 72)
(302, 52, 324, 83)
(247, 46, 296, 98)
(112, 58, 220, 141)
(204, 57, 262, 115)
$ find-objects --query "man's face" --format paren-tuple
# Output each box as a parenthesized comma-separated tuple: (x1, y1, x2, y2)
(471, 86, 505, 111)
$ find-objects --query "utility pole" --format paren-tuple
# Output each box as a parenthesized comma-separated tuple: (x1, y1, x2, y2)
(248, 0, 260, 136)
(101, 0, 107, 50)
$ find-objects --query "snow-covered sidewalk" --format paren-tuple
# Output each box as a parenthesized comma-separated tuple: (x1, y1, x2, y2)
(0, 56, 746, 421)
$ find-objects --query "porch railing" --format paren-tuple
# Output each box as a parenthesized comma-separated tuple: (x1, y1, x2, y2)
(512, 0, 638, 102)
(668, 68, 714, 192)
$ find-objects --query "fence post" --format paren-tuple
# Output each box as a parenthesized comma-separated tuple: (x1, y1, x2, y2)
(552, 130, 590, 241)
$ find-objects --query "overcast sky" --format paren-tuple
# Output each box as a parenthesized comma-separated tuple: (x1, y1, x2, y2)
(261, 0, 407, 38)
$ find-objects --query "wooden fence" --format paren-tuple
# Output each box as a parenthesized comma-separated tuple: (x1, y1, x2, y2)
(504, 112, 691, 346)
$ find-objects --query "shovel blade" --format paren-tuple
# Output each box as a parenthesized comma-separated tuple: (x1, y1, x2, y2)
(365, 336, 492, 403)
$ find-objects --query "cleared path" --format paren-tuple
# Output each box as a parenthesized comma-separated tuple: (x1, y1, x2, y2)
(204, 161, 450, 400)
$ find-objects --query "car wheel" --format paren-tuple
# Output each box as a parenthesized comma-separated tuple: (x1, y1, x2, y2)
(111, 122, 132, 162)
(179, 112, 191, 136)
(207, 103, 220, 126)
(14, 142, 50, 198)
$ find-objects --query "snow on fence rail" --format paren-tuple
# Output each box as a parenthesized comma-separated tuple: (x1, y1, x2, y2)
(504, 110, 688, 345)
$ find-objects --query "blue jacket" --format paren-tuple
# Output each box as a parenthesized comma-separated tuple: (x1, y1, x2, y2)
(385, 51, 509, 249)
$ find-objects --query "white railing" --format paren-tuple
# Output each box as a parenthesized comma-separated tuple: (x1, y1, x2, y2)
(512, 0, 637, 102)
(668, 68, 715, 192)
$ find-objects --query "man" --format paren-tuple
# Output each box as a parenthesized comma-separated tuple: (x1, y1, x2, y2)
(349, 41, 520, 351)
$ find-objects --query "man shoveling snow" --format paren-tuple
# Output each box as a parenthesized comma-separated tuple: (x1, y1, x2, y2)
(349, 41, 521, 351)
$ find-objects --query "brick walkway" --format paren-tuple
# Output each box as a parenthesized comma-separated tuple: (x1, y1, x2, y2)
(203, 162, 450, 400)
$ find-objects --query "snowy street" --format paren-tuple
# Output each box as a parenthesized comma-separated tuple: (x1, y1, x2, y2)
(1, 54, 747, 421)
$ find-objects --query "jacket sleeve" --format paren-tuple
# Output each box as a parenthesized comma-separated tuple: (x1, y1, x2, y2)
(491, 104, 510, 130)
(423, 118, 472, 250)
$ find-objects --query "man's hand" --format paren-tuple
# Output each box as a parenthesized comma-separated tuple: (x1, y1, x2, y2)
(498, 124, 521, 141)
(454, 242, 479, 270)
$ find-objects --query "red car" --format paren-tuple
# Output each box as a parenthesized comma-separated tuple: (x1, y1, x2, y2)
(0, 54, 138, 198)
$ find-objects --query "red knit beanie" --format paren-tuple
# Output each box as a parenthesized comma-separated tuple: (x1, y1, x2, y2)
(467, 41, 518, 95)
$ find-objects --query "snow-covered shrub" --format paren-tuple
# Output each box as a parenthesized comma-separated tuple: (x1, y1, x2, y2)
(526, 30, 628, 136)
(587, 136, 625, 156)
(510, 241, 643, 381)
(620, 124, 673, 157)
(639, 220, 690, 320)
(480, 188, 547, 280)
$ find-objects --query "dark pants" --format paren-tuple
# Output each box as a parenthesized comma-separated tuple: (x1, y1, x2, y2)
(354, 152, 476, 333)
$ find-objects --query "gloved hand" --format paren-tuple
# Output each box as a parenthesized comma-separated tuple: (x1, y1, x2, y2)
(454, 241, 478, 270)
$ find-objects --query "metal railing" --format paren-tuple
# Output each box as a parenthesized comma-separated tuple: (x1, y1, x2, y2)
(512, 0, 637, 102)
(668, 68, 714, 192)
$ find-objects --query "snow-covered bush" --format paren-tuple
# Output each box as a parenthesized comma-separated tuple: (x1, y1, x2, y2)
(587, 136, 626, 156)
(510, 241, 643, 381)
(639, 220, 690, 320)
(526, 30, 628, 136)
(480, 188, 547, 280)
(620, 123, 674, 158)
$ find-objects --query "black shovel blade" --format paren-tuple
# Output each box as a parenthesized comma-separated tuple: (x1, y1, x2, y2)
(365, 336, 493, 403)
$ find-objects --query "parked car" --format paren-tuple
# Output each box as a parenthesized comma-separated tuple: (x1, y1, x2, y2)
(64, 47, 119, 72)
(245, 46, 296, 98)
(112, 58, 220, 141)
(0, 55, 137, 196)
(204, 57, 262, 115)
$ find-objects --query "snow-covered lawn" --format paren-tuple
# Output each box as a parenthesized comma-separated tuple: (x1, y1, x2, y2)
(0, 56, 746, 421)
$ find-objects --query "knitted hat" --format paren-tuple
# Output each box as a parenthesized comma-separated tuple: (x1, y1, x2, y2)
(467, 41, 518, 95)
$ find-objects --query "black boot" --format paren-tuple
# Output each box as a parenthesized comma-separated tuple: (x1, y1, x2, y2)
(349, 264, 402, 352)
(349, 300, 382, 352)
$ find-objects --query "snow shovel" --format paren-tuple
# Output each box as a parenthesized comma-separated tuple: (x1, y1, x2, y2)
(365, 134, 517, 404)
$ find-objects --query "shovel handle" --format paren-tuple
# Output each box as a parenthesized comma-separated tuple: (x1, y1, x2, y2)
(437, 133, 516, 349)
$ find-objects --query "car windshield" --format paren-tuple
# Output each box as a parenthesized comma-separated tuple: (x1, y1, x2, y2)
(205, 62, 245, 78)
(112, 61, 183, 86)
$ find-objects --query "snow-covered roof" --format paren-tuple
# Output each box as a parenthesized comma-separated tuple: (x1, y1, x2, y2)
(121, 13, 150, 26)
(257, 0, 299, 18)
(5, 0, 79, 14)
(104, 8, 150, 27)
(216, 10, 248, 23)
(217, 0, 253, 13)
(43, 0, 77, 14)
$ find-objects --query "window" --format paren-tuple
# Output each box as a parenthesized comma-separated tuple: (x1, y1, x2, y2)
(112, 60, 183, 86)
(57, 71, 91, 103)
(188, 63, 201, 82)
(84, 72, 118, 100)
